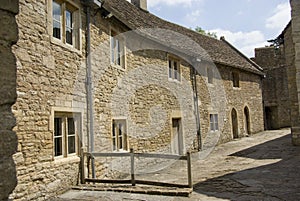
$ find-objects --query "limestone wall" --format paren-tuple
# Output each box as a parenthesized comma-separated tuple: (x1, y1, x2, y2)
(10, 0, 265, 199)
(0, 0, 19, 200)
(254, 47, 290, 129)
(11, 0, 85, 200)
(217, 65, 264, 142)
(290, 0, 300, 145)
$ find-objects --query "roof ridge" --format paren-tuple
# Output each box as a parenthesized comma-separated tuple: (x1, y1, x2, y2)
(102, 0, 264, 75)
(220, 36, 264, 73)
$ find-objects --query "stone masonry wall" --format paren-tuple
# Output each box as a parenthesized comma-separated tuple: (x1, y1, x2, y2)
(0, 0, 19, 200)
(254, 47, 290, 129)
(10, 0, 265, 199)
(217, 65, 264, 142)
(11, 0, 86, 200)
(289, 0, 300, 145)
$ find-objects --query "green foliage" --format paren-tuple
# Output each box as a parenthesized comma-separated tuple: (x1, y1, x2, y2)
(195, 26, 218, 39)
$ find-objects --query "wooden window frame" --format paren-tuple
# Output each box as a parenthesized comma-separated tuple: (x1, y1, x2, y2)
(53, 112, 80, 158)
(210, 114, 219, 132)
(168, 57, 181, 82)
(110, 31, 126, 69)
(50, 0, 81, 50)
(112, 119, 128, 152)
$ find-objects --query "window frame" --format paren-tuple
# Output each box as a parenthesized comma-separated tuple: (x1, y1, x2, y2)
(232, 72, 240, 88)
(53, 112, 80, 159)
(168, 57, 181, 82)
(50, 0, 81, 51)
(110, 30, 126, 69)
(112, 119, 128, 152)
(210, 114, 219, 132)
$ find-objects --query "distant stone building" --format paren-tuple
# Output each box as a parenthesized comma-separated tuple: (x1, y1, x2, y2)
(0, 0, 19, 200)
(253, 44, 290, 130)
(257, 0, 300, 145)
(10, 0, 264, 199)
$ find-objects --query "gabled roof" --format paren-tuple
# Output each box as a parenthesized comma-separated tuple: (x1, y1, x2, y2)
(102, 0, 263, 75)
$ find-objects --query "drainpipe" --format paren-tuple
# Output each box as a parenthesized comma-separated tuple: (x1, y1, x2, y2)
(83, 0, 102, 179)
(86, 5, 96, 179)
(192, 66, 202, 151)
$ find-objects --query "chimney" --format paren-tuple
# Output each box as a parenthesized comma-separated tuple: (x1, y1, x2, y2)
(131, 0, 147, 11)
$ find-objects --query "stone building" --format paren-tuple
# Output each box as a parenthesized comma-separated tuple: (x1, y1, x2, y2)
(0, 0, 19, 200)
(287, 0, 300, 145)
(10, 0, 264, 200)
(253, 44, 290, 130)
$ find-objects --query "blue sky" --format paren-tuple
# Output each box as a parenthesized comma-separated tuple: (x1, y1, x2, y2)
(146, 0, 291, 57)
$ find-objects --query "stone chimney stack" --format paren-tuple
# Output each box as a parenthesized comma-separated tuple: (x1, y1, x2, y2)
(131, 0, 147, 11)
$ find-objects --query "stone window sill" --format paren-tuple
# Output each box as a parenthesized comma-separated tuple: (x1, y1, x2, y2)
(51, 37, 82, 56)
(53, 155, 80, 165)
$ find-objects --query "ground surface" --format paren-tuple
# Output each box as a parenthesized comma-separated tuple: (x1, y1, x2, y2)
(50, 129, 300, 201)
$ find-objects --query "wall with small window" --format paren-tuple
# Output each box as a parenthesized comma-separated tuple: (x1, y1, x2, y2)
(214, 64, 264, 142)
(11, 0, 86, 199)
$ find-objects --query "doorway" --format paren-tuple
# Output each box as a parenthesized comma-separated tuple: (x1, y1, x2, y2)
(244, 107, 251, 134)
(172, 118, 183, 155)
(231, 108, 239, 139)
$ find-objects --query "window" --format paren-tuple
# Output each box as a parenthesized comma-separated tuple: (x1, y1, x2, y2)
(207, 67, 214, 84)
(54, 112, 80, 157)
(112, 119, 128, 151)
(52, 0, 79, 48)
(232, 72, 240, 88)
(168, 58, 181, 81)
(111, 33, 125, 68)
(210, 114, 219, 131)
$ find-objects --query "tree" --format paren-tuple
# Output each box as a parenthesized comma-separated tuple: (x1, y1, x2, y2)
(195, 26, 218, 39)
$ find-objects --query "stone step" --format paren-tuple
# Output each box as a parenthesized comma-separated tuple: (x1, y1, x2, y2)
(72, 184, 193, 197)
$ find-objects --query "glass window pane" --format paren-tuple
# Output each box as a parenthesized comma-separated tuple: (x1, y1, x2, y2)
(174, 61, 178, 80)
(53, 21, 61, 39)
(68, 118, 75, 135)
(112, 122, 116, 137)
(66, 10, 73, 45)
(66, 28, 72, 45)
(119, 136, 123, 149)
(116, 39, 121, 65)
(55, 137, 62, 156)
(54, 118, 62, 136)
(53, 1, 61, 21)
(68, 136, 76, 154)
(169, 60, 172, 78)
(113, 138, 116, 150)
(66, 10, 72, 28)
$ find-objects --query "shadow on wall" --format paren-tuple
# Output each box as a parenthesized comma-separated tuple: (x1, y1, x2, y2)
(0, 1, 19, 200)
(194, 133, 300, 200)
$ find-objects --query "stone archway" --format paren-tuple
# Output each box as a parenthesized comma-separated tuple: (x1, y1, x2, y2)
(244, 106, 251, 134)
(231, 108, 239, 139)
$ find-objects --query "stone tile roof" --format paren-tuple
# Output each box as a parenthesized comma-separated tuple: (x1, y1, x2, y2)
(102, 0, 263, 75)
